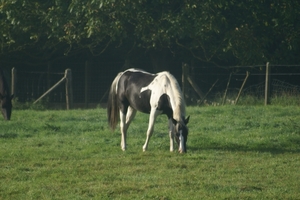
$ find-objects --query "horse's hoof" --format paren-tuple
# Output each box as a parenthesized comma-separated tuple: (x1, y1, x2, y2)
(178, 149, 186, 153)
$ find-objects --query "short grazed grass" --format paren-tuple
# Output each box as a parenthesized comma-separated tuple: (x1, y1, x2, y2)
(0, 106, 300, 199)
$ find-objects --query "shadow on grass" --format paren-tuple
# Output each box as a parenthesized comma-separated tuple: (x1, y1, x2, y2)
(0, 133, 18, 139)
(189, 141, 300, 154)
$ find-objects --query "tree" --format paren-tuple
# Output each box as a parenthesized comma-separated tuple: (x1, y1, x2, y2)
(1, 0, 299, 67)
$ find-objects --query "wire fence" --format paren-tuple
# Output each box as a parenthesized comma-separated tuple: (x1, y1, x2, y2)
(12, 62, 122, 108)
(11, 63, 300, 108)
(243, 79, 300, 97)
(181, 63, 300, 105)
(15, 70, 65, 102)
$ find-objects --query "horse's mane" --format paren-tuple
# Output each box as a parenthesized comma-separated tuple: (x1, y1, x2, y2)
(156, 71, 186, 121)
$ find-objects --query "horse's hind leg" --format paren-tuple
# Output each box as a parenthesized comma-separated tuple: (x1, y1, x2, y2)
(119, 106, 136, 151)
(119, 110, 127, 151)
(126, 106, 137, 124)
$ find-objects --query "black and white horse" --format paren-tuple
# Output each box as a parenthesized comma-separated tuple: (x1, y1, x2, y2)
(0, 68, 13, 120)
(107, 68, 189, 153)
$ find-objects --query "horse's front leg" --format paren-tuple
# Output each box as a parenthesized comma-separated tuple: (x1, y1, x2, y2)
(143, 109, 159, 152)
(168, 119, 175, 152)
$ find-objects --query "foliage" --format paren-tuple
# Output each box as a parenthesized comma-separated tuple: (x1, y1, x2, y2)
(0, 106, 300, 199)
(12, 98, 49, 110)
(0, 0, 300, 65)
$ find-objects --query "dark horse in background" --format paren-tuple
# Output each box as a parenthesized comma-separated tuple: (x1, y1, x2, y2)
(107, 68, 189, 153)
(0, 68, 13, 120)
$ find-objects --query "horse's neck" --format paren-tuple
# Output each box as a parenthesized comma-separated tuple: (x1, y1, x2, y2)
(163, 79, 185, 121)
(147, 71, 185, 121)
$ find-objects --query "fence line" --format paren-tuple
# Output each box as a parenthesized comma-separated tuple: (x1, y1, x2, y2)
(32, 69, 73, 109)
(182, 63, 300, 105)
(10, 63, 300, 108)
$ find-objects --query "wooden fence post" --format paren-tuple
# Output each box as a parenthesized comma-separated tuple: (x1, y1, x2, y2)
(264, 62, 271, 105)
(85, 61, 90, 108)
(47, 62, 51, 90)
(34, 75, 66, 104)
(65, 69, 73, 110)
(198, 79, 218, 105)
(182, 63, 189, 102)
(11, 67, 17, 96)
(222, 73, 232, 105)
(187, 76, 205, 99)
(235, 71, 250, 105)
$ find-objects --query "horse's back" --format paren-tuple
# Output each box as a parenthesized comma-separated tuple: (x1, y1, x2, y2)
(117, 69, 156, 113)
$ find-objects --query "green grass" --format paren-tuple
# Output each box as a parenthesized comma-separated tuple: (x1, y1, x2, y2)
(1, 106, 300, 199)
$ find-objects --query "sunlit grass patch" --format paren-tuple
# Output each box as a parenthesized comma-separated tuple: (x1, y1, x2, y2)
(0, 106, 300, 199)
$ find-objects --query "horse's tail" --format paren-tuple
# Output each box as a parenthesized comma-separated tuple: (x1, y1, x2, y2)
(107, 72, 123, 131)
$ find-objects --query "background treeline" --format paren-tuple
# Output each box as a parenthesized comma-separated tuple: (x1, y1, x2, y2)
(1, 0, 300, 107)
(1, 0, 299, 71)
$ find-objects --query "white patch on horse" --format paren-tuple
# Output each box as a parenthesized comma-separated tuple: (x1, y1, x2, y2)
(125, 68, 154, 76)
(178, 130, 184, 153)
(140, 71, 185, 121)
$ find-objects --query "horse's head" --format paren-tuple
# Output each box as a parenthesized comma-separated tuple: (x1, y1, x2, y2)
(0, 94, 13, 120)
(173, 116, 190, 153)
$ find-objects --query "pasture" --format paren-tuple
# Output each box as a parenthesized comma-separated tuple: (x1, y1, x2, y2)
(0, 106, 300, 199)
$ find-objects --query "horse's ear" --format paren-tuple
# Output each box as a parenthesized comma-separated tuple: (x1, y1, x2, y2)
(184, 116, 190, 125)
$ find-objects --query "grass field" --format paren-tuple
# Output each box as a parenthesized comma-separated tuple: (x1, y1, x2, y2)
(0, 106, 300, 199)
